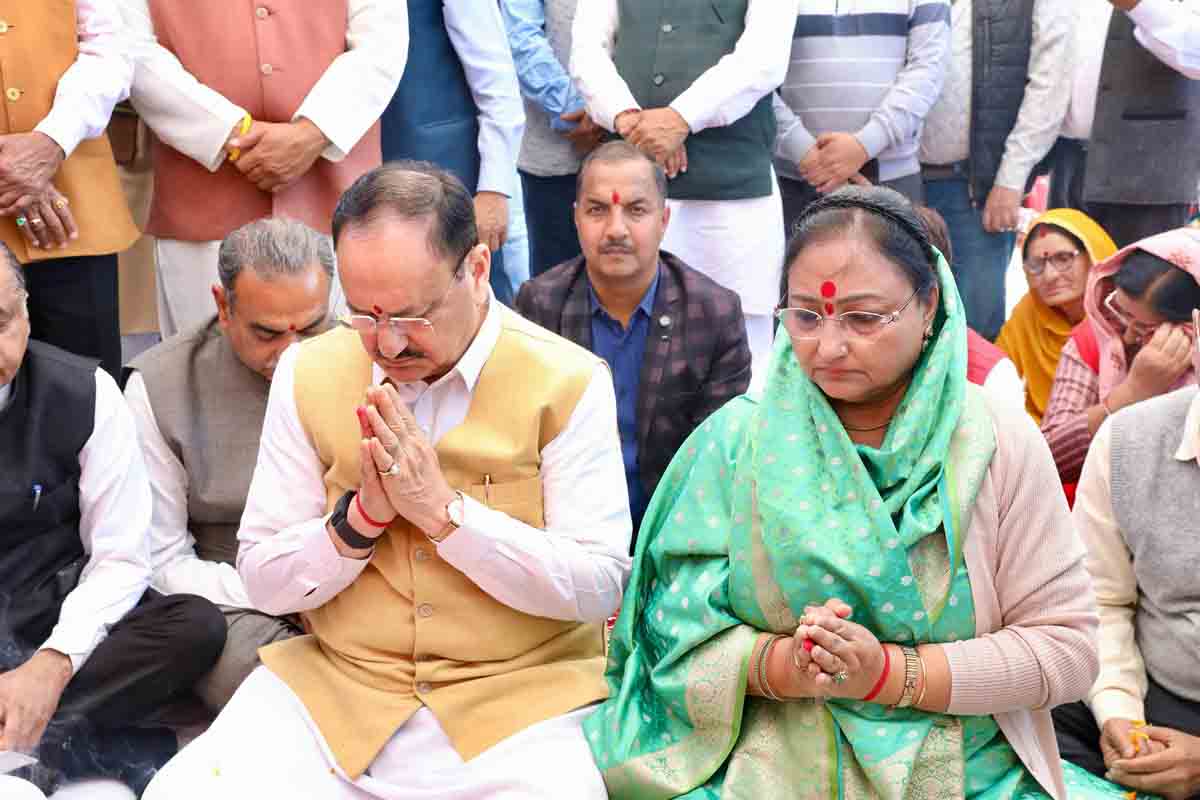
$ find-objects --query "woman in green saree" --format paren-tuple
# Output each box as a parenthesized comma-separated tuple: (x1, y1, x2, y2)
(586, 187, 1153, 799)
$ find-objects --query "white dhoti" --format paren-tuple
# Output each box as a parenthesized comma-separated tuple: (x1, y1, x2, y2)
(660, 177, 784, 388)
(144, 667, 608, 800)
(155, 239, 348, 339)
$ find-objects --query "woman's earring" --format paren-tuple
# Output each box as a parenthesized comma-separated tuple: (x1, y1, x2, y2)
(921, 327, 934, 350)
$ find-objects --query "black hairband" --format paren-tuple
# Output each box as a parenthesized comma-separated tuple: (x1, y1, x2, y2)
(795, 191, 937, 268)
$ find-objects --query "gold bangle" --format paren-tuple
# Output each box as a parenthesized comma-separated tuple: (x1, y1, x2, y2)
(757, 634, 787, 702)
(914, 649, 929, 709)
(892, 646, 921, 709)
(227, 112, 253, 162)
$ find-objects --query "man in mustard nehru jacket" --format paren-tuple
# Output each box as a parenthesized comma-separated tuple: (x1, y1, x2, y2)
(144, 162, 632, 799)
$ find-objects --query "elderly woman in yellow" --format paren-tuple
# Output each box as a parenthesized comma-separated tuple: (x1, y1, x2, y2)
(996, 209, 1117, 423)
(585, 187, 1153, 799)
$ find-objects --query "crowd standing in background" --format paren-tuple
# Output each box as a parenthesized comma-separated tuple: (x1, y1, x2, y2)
(1, 0, 1199, 798)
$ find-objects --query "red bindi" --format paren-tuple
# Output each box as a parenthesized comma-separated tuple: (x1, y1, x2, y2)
(612, 191, 621, 205)
(288, 324, 297, 332)
(820, 281, 837, 298)
(372, 304, 383, 315)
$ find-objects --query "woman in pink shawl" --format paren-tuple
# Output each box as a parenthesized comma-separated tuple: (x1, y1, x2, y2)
(1042, 227, 1200, 491)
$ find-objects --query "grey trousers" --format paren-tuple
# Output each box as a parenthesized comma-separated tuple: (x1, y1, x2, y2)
(194, 606, 302, 713)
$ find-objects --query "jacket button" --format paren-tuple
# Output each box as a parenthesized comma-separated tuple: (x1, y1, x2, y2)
(256, 6, 269, 18)
(414, 548, 430, 562)
(417, 603, 434, 618)
(416, 681, 432, 694)
(5, 87, 20, 102)
(260, 63, 273, 76)
(0, 20, 10, 34)
(661, 23, 673, 33)
(653, 74, 665, 86)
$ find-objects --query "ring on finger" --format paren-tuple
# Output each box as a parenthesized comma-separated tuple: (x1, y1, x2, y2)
(833, 671, 850, 685)
(30, 218, 44, 227)
(15, 216, 26, 227)
(377, 461, 403, 478)
(54, 199, 67, 210)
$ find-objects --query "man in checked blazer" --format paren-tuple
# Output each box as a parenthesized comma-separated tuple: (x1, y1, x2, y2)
(516, 142, 750, 543)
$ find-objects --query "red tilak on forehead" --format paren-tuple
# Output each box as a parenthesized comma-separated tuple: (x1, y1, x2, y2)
(820, 281, 837, 298)
(825, 303, 836, 315)
(612, 191, 621, 205)
(372, 304, 383, 315)
(288, 324, 297, 332)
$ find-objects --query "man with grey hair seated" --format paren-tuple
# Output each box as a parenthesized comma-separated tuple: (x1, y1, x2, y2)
(123, 217, 336, 712)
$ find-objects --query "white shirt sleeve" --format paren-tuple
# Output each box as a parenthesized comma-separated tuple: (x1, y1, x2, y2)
(34, 0, 133, 159)
(293, 0, 409, 163)
(40, 369, 152, 673)
(117, 0, 246, 171)
(570, 0, 799, 135)
(124, 372, 252, 609)
(236, 345, 372, 617)
(993, 0, 1074, 191)
(437, 364, 633, 623)
(569, 0, 641, 132)
(982, 358, 1028, 416)
(668, 0, 802, 134)
(1129, 0, 1200, 79)
(1074, 419, 1150, 727)
(443, 0, 526, 196)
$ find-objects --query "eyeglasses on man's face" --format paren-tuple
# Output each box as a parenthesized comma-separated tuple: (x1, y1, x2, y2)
(338, 267, 461, 340)
(1024, 249, 1080, 277)
(775, 288, 921, 340)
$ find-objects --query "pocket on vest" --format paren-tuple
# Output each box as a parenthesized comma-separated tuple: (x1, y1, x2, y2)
(463, 475, 545, 529)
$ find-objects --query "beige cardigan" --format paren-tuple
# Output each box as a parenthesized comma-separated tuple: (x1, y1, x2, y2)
(946, 388, 1101, 799)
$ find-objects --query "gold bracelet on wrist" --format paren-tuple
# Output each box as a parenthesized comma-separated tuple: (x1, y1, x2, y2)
(892, 646, 921, 709)
(756, 634, 787, 702)
(914, 648, 929, 709)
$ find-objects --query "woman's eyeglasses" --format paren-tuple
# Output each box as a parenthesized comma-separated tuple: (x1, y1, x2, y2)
(775, 288, 920, 340)
(1024, 249, 1080, 277)
(1103, 289, 1158, 342)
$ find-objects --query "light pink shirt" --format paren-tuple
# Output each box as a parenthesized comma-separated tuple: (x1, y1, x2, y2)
(946, 387, 1101, 800)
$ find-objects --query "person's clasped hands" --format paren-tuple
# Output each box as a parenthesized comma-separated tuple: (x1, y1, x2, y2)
(0, 131, 78, 250)
(352, 384, 458, 542)
(616, 108, 689, 180)
(225, 116, 330, 193)
(1104, 723, 1200, 800)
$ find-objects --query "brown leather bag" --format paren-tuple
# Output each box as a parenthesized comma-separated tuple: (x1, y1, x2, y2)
(106, 100, 140, 166)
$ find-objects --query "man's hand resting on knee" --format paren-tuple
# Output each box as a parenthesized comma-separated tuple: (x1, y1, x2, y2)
(0, 650, 72, 752)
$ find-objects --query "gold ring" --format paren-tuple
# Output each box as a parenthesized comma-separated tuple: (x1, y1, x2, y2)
(54, 199, 67, 210)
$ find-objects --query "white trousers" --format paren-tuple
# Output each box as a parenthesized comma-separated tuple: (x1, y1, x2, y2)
(154, 239, 222, 339)
(745, 312, 776, 394)
(659, 177, 785, 320)
(144, 666, 608, 800)
(155, 238, 347, 339)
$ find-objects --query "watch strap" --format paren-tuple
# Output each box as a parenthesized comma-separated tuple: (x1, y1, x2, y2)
(427, 491, 464, 544)
(331, 491, 378, 550)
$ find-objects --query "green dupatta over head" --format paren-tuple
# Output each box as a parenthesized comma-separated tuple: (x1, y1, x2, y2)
(586, 248, 1148, 799)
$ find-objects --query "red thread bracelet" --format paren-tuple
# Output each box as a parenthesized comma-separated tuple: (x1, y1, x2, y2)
(862, 644, 891, 703)
(354, 492, 392, 529)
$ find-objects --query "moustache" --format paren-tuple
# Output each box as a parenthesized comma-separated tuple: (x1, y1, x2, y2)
(599, 243, 634, 255)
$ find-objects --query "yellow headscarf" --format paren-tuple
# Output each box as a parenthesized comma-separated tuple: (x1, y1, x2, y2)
(995, 209, 1117, 422)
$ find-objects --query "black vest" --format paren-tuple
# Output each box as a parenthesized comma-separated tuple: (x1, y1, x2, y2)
(1084, 11, 1200, 206)
(0, 341, 95, 655)
(968, 0, 1036, 200)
